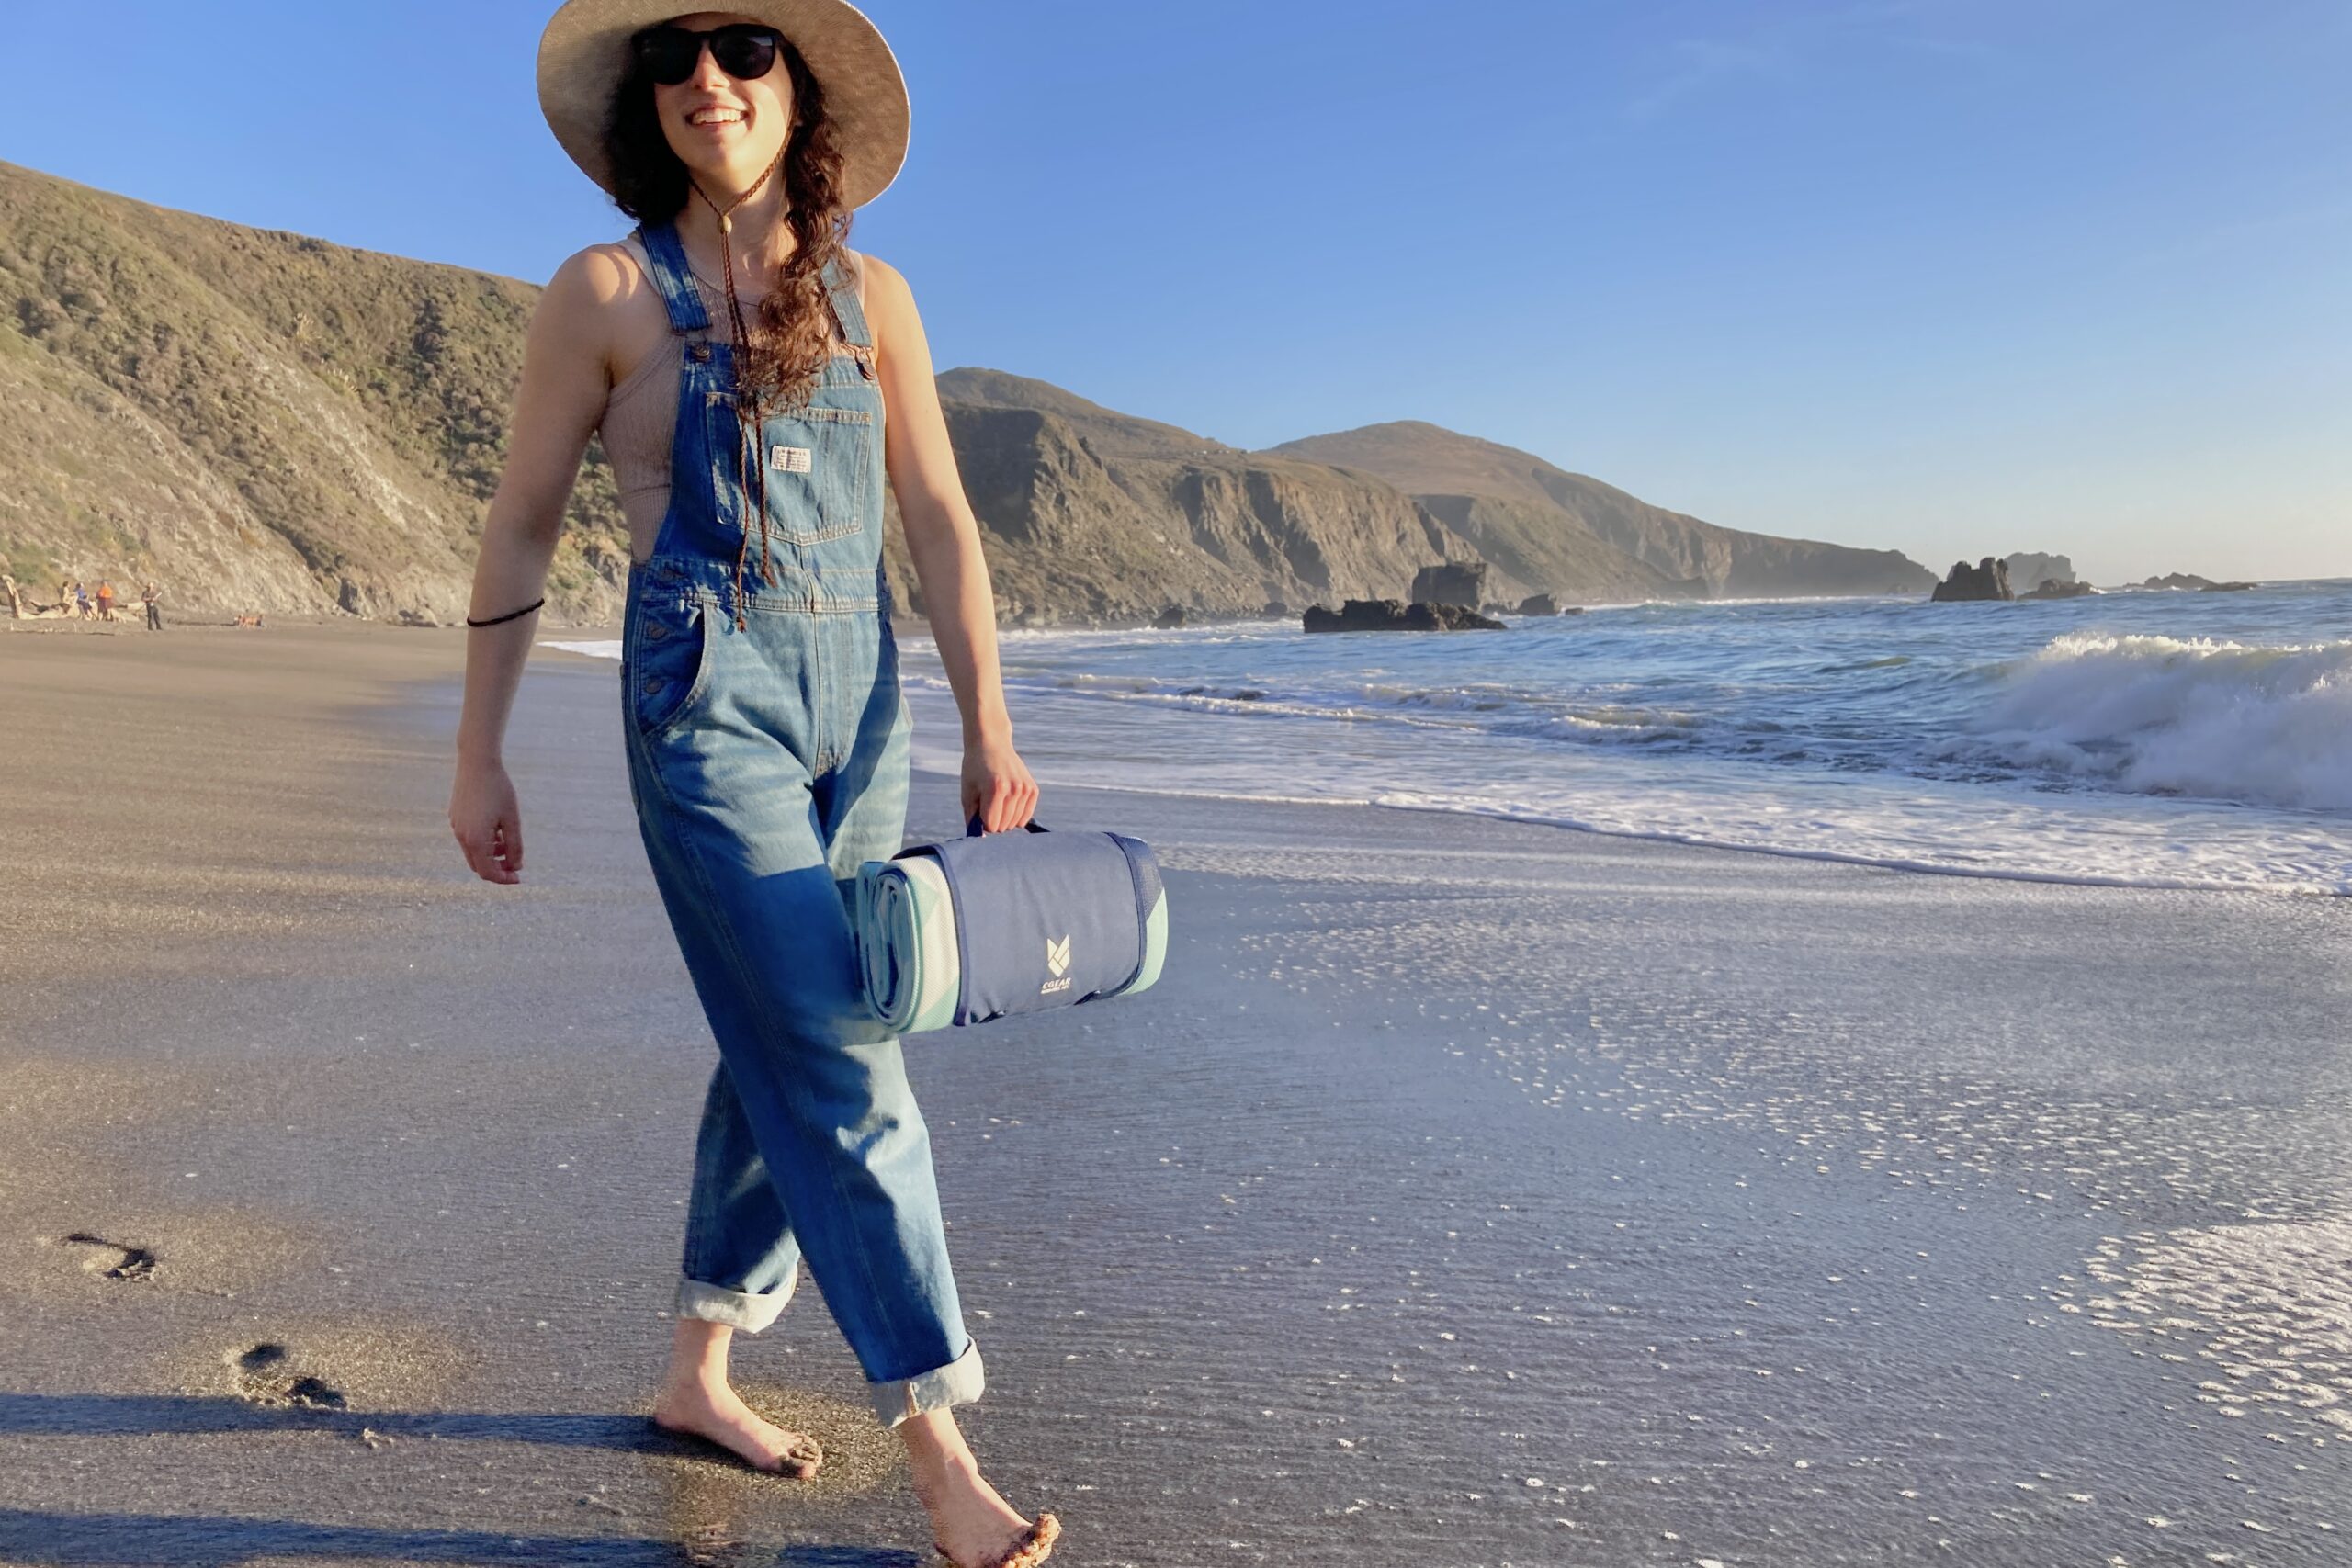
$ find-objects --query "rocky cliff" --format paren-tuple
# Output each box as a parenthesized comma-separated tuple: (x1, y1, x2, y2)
(1273, 422, 1937, 599)
(907, 370, 1498, 625)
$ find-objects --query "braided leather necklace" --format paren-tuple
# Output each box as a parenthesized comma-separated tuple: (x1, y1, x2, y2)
(689, 154, 786, 630)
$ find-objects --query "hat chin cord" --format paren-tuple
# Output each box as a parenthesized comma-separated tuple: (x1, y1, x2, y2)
(690, 149, 788, 627)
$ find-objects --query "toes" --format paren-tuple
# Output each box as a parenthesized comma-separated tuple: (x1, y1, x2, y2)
(652, 1401, 823, 1479)
(754, 1429, 822, 1478)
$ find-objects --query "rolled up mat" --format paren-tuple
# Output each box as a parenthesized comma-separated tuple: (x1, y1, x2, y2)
(854, 853, 962, 1034)
(854, 821, 1170, 1033)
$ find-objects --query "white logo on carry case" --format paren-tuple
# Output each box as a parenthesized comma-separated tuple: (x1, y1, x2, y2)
(1042, 933, 1072, 993)
(770, 445, 814, 473)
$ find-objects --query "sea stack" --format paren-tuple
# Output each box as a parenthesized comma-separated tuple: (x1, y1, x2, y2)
(1930, 558, 2014, 603)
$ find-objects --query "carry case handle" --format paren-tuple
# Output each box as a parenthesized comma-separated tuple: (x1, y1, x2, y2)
(966, 814, 1052, 839)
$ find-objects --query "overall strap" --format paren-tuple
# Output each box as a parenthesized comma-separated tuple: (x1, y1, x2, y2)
(821, 252, 884, 597)
(634, 221, 711, 335)
(821, 254, 874, 348)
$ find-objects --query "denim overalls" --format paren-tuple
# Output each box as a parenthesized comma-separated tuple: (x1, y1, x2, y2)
(617, 220, 981, 1427)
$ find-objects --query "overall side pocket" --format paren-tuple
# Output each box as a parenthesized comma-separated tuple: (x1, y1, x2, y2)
(625, 592, 717, 739)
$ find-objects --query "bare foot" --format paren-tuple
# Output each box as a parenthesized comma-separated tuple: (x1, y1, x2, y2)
(652, 1381, 823, 1478)
(914, 1452, 1048, 1566)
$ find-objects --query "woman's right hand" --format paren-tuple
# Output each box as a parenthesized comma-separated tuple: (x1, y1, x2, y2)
(450, 758, 526, 885)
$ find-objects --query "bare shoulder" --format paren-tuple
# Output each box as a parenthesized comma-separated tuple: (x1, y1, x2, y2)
(851, 249, 912, 305)
(849, 250, 918, 345)
(550, 240, 667, 320)
(538, 239, 671, 388)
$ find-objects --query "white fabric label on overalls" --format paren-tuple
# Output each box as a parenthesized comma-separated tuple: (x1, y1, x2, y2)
(770, 445, 814, 474)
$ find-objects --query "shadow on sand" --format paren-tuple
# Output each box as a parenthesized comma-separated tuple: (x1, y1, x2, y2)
(0, 1390, 684, 1450)
(0, 1510, 922, 1566)
(0, 1394, 924, 1567)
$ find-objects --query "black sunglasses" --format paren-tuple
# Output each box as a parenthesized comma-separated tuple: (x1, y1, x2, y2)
(632, 23, 784, 86)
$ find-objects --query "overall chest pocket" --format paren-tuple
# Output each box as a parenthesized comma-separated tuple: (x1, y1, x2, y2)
(759, 390, 879, 548)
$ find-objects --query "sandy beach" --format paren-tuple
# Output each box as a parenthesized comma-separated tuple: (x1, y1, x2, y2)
(3, 616, 2349, 1567)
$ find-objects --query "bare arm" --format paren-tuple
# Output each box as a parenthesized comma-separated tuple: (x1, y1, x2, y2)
(448, 247, 622, 882)
(865, 254, 1039, 831)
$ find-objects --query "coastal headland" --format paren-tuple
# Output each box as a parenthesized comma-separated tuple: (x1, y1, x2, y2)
(1, 159, 1937, 634)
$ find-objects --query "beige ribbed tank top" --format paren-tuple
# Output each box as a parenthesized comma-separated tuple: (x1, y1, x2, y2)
(598, 238, 865, 561)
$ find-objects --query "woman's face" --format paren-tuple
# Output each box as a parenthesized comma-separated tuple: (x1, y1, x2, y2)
(653, 12, 797, 186)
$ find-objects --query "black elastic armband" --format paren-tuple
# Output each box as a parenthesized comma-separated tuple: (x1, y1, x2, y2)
(466, 597, 546, 628)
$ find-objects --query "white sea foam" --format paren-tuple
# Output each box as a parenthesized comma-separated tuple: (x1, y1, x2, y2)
(1961, 633, 2352, 812)
(541, 638, 623, 660)
(899, 672, 2352, 896)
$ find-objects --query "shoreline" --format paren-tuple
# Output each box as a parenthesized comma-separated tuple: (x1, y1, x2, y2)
(9, 569, 2328, 645)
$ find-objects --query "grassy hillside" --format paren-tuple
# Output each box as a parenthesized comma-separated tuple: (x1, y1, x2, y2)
(0, 160, 628, 623)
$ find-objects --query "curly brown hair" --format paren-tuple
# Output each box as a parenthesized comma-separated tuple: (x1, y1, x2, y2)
(602, 31, 854, 415)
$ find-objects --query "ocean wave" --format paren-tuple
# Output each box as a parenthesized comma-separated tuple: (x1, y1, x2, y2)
(966, 669, 1716, 746)
(922, 671, 1484, 731)
(1505, 709, 1700, 745)
(1959, 633, 2352, 812)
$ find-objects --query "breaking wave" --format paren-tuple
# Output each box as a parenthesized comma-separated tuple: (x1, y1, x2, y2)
(1962, 634, 2352, 812)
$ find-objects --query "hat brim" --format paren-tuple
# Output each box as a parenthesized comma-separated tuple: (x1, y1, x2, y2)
(537, 0, 910, 210)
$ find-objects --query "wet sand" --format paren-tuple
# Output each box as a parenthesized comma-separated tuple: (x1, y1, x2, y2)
(3, 617, 2350, 1566)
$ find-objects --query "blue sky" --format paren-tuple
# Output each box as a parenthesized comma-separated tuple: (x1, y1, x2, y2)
(5, 0, 2346, 581)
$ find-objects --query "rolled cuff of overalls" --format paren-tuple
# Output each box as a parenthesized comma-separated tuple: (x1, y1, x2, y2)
(870, 1337, 985, 1428)
(675, 1272, 797, 1334)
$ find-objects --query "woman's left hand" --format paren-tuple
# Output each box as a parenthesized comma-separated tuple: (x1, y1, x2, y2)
(962, 735, 1039, 832)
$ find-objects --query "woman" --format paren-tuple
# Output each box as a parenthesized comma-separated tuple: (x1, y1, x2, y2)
(449, 6, 1056, 1565)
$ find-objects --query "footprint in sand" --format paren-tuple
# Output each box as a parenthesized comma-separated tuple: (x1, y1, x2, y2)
(231, 1342, 349, 1409)
(63, 1232, 158, 1281)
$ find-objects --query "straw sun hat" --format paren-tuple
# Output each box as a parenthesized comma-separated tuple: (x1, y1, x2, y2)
(537, 0, 911, 209)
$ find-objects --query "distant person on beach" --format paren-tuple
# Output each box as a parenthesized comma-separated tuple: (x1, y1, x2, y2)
(141, 581, 163, 631)
(451, 7, 1055, 1565)
(73, 581, 91, 620)
(95, 580, 117, 622)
